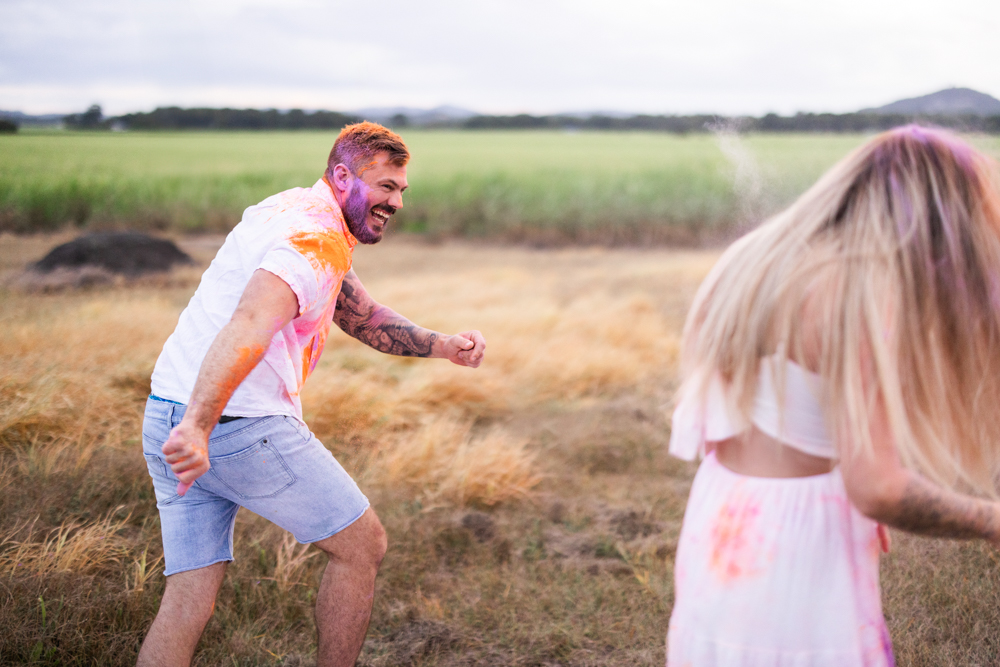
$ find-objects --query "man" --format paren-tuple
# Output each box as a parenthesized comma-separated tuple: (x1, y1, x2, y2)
(137, 122, 485, 667)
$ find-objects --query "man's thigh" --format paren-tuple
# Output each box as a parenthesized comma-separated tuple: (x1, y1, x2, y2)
(206, 415, 370, 544)
(142, 400, 369, 573)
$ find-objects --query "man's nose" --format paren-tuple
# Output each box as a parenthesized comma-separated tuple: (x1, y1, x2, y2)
(389, 191, 404, 210)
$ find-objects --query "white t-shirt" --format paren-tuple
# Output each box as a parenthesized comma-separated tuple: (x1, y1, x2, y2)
(151, 177, 358, 420)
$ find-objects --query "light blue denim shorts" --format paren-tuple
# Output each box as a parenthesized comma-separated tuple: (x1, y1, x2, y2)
(142, 397, 370, 576)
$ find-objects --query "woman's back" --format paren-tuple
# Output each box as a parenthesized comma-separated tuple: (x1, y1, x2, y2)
(667, 126, 1000, 666)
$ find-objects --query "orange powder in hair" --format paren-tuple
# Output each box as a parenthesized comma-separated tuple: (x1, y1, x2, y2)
(355, 159, 379, 177)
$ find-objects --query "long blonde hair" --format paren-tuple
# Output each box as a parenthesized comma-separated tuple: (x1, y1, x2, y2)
(682, 126, 1000, 495)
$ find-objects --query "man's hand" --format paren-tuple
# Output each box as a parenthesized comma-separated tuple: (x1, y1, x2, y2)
(442, 330, 486, 368)
(162, 420, 211, 496)
(335, 271, 487, 366)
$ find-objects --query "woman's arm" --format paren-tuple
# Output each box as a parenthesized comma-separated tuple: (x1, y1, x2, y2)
(839, 398, 1000, 544)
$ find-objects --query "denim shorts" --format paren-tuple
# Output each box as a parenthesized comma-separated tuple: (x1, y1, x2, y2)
(142, 397, 370, 576)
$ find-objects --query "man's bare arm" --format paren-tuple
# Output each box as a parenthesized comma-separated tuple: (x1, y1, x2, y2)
(333, 270, 485, 367)
(334, 270, 437, 356)
(162, 269, 299, 494)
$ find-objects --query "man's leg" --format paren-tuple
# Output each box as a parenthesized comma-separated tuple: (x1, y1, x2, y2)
(136, 562, 228, 667)
(311, 508, 388, 667)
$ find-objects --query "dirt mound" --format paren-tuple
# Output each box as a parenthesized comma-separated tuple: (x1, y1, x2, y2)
(33, 232, 192, 276)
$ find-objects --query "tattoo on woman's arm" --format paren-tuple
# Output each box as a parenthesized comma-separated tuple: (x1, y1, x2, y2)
(885, 476, 999, 541)
(334, 275, 438, 357)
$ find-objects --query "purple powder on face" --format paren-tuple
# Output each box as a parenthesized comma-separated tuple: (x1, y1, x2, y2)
(342, 180, 382, 245)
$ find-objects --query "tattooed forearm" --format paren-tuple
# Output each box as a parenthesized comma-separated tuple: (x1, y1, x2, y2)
(882, 475, 1000, 541)
(333, 271, 439, 357)
(352, 313, 438, 357)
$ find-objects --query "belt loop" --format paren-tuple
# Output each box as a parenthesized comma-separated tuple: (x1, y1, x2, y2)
(167, 402, 176, 427)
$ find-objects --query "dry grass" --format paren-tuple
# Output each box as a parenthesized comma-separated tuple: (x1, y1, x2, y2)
(0, 511, 132, 576)
(380, 416, 541, 508)
(0, 234, 998, 665)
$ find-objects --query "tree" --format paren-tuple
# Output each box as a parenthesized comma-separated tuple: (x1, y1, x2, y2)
(65, 104, 105, 130)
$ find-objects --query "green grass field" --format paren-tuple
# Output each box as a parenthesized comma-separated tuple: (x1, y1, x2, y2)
(4, 129, 1000, 241)
(10, 130, 995, 242)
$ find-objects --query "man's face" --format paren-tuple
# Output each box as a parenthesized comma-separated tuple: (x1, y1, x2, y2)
(341, 153, 408, 244)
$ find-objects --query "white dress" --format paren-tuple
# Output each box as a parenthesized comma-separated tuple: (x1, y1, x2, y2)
(667, 359, 893, 667)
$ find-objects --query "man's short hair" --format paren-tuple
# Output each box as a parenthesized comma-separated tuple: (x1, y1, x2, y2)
(328, 122, 410, 175)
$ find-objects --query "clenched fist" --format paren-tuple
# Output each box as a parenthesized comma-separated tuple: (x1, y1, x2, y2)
(443, 330, 486, 368)
(162, 420, 211, 496)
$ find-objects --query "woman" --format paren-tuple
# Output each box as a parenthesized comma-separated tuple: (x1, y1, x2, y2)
(667, 126, 1000, 665)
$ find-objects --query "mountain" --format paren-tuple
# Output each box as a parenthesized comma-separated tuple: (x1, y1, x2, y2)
(864, 87, 1000, 116)
(0, 110, 65, 126)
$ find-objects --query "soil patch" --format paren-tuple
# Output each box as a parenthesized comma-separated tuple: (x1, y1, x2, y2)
(33, 232, 192, 276)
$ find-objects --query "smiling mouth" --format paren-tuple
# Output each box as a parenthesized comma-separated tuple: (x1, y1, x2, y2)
(370, 207, 392, 227)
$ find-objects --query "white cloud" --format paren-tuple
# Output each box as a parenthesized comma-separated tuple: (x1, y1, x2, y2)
(2, 0, 998, 115)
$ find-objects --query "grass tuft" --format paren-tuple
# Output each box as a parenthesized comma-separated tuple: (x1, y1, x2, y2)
(1, 510, 132, 576)
(380, 416, 541, 508)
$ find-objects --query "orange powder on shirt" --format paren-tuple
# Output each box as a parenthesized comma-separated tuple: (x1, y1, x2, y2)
(301, 333, 328, 386)
(288, 231, 352, 275)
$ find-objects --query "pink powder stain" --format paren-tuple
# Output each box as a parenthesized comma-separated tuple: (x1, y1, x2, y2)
(708, 484, 765, 583)
(300, 328, 330, 387)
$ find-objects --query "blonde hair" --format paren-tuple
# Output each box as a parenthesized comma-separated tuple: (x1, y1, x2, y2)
(682, 126, 1000, 495)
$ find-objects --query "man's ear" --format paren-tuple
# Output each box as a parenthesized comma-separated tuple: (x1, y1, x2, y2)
(331, 163, 353, 194)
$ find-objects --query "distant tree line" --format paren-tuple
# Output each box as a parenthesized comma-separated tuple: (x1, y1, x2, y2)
(463, 114, 719, 132)
(117, 107, 361, 130)
(746, 112, 1000, 134)
(60, 105, 361, 131)
(45, 105, 1000, 134)
(463, 112, 1000, 134)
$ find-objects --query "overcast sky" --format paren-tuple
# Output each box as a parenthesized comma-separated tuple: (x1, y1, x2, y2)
(3, 0, 998, 116)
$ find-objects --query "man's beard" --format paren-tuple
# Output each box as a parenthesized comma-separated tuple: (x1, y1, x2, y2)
(343, 183, 385, 245)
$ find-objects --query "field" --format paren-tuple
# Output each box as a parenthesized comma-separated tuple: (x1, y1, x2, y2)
(11, 130, 1000, 241)
(2, 231, 1000, 666)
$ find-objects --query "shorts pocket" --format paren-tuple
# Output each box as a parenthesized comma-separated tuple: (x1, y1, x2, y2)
(208, 437, 296, 500)
(144, 453, 166, 478)
(144, 454, 182, 506)
(280, 416, 312, 444)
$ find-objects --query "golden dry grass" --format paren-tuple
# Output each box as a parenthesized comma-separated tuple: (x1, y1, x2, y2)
(0, 511, 133, 576)
(380, 415, 541, 508)
(1, 233, 998, 665)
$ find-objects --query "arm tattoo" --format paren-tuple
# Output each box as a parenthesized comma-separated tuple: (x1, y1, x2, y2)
(884, 475, 1000, 541)
(333, 273, 438, 357)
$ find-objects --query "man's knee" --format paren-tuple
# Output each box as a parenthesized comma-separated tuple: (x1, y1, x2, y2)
(315, 508, 387, 569)
(370, 515, 388, 566)
(160, 562, 227, 621)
